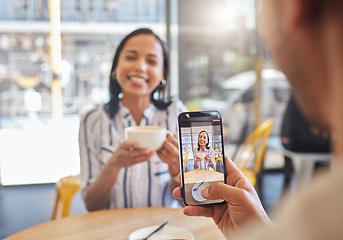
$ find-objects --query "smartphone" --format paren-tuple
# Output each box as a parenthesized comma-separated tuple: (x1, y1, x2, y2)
(177, 110, 227, 206)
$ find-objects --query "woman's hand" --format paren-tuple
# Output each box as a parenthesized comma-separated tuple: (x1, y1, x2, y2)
(157, 131, 180, 177)
(85, 141, 153, 211)
(195, 155, 202, 163)
(173, 157, 271, 238)
(108, 141, 154, 169)
(204, 153, 214, 168)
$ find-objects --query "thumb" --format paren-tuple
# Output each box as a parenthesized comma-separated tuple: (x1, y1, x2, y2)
(201, 182, 247, 204)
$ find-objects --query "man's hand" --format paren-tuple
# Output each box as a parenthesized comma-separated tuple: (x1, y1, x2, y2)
(173, 157, 271, 238)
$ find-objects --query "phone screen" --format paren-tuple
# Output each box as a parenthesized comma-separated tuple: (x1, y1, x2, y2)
(178, 111, 226, 206)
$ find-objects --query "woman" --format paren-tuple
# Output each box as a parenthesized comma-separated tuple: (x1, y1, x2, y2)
(193, 130, 214, 170)
(79, 28, 187, 211)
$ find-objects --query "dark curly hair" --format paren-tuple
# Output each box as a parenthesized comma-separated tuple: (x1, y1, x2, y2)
(105, 28, 172, 119)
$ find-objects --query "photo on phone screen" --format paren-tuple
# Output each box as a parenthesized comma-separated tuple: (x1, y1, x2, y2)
(178, 111, 226, 206)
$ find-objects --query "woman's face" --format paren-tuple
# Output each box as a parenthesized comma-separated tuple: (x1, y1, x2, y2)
(114, 34, 164, 100)
(198, 132, 208, 148)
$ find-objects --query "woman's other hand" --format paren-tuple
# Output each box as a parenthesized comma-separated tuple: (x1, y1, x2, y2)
(172, 157, 271, 238)
(157, 131, 180, 177)
(205, 153, 214, 168)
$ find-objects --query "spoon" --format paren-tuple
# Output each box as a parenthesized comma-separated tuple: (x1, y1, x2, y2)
(141, 221, 169, 240)
(193, 180, 205, 192)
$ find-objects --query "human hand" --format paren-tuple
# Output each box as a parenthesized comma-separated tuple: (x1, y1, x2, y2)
(204, 154, 214, 168)
(173, 157, 271, 238)
(157, 131, 180, 176)
(108, 141, 154, 169)
(195, 155, 202, 163)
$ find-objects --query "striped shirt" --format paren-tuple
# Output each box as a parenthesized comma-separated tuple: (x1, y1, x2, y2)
(193, 147, 215, 170)
(78, 100, 188, 209)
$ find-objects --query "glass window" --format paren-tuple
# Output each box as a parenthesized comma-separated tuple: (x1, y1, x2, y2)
(177, 0, 289, 144)
(0, 0, 289, 185)
(0, 0, 167, 185)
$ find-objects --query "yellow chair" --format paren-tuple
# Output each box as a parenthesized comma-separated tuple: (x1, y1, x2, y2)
(214, 150, 224, 171)
(214, 157, 224, 172)
(183, 152, 189, 171)
(234, 118, 274, 189)
(51, 175, 80, 220)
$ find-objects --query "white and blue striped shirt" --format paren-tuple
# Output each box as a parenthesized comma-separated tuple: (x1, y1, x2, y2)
(193, 147, 215, 170)
(79, 100, 188, 209)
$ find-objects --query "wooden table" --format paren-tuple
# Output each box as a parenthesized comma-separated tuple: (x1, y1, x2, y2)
(184, 170, 224, 183)
(6, 207, 225, 240)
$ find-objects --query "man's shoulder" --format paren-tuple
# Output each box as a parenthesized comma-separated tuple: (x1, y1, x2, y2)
(272, 166, 343, 239)
(235, 165, 343, 240)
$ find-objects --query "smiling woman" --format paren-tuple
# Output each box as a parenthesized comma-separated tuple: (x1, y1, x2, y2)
(114, 34, 165, 117)
(78, 28, 188, 211)
(193, 130, 215, 170)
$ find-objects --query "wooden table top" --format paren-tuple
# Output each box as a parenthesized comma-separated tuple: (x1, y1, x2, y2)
(6, 207, 225, 240)
(184, 169, 224, 183)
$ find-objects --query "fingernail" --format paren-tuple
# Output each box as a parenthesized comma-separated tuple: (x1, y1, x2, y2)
(145, 149, 152, 154)
(201, 187, 209, 198)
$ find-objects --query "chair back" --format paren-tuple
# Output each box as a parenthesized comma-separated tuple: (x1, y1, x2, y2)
(51, 175, 80, 220)
(235, 118, 274, 175)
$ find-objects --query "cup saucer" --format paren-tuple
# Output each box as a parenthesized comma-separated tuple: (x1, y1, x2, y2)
(191, 181, 210, 202)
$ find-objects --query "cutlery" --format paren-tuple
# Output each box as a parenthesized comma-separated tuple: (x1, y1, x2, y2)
(193, 180, 204, 192)
(141, 221, 169, 240)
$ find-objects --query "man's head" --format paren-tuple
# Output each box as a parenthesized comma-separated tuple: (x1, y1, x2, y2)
(258, 0, 343, 134)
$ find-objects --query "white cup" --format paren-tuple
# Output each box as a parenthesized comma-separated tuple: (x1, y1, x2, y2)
(124, 126, 168, 151)
(196, 152, 207, 160)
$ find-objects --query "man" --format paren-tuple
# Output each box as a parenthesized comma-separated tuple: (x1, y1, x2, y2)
(173, 0, 343, 239)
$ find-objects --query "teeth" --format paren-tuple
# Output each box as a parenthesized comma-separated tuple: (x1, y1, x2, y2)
(130, 77, 145, 83)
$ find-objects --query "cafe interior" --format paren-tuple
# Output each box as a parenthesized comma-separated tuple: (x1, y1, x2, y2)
(0, 0, 332, 239)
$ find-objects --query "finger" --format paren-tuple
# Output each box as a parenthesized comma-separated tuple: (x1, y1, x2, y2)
(157, 151, 179, 170)
(173, 188, 217, 218)
(128, 151, 154, 164)
(156, 150, 167, 163)
(201, 182, 249, 205)
(183, 206, 215, 218)
(127, 148, 153, 158)
(172, 186, 182, 199)
(166, 133, 178, 147)
(120, 141, 139, 150)
(167, 130, 177, 138)
(132, 155, 152, 164)
(162, 140, 179, 159)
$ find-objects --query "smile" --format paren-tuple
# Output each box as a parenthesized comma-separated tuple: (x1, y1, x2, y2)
(130, 76, 147, 84)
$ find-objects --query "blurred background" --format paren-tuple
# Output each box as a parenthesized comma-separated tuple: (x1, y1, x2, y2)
(0, 0, 292, 237)
(0, 0, 289, 186)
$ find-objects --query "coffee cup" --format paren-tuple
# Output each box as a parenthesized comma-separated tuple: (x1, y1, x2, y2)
(196, 152, 207, 160)
(124, 126, 169, 151)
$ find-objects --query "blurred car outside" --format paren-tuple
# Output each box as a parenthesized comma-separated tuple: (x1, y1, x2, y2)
(201, 69, 291, 143)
